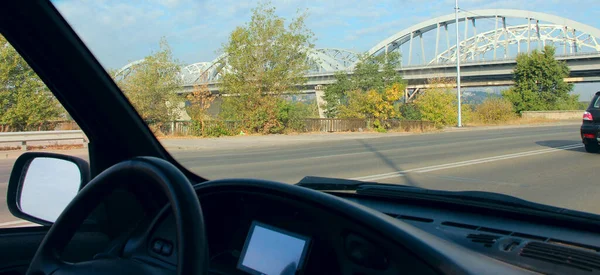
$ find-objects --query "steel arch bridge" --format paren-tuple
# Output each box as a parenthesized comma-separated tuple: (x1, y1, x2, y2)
(365, 9, 600, 66)
(114, 48, 360, 86)
(115, 9, 600, 87)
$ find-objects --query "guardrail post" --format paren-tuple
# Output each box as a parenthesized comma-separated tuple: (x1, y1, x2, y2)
(21, 141, 27, 151)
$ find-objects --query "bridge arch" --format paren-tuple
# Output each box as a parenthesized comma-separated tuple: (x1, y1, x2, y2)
(433, 23, 600, 64)
(365, 9, 600, 65)
(115, 48, 359, 86)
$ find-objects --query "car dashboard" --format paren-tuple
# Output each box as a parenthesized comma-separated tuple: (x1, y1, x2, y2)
(137, 189, 435, 275)
(124, 180, 600, 275)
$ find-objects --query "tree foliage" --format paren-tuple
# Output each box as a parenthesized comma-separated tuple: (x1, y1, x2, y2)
(220, 1, 314, 133)
(338, 83, 405, 130)
(475, 97, 515, 123)
(186, 83, 215, 135)
(502, 45, 576, 113)
(0, 34, 64, 131)
(115, 37, 182, 125)
(323, 52, 404, 117)
(414, 78, 470, 127)
(276, 100, 318, 133)
(399, 103, 422, 120)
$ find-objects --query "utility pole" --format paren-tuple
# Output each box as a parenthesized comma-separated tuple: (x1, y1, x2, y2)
(455, 0, 462, 127)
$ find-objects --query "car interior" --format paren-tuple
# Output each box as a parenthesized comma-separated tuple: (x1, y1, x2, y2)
(2, 1, 600, 275)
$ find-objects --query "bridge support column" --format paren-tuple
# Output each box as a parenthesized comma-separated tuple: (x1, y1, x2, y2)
(314, 85, 327, 118)
(408, 32, 414, 65)
(527, 18, 531, 52)
(493, 15, 498, 60)
(503, 17, 508, 58)
(435, 23, 440, 64)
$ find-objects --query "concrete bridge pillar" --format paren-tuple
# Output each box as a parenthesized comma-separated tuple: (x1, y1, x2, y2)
(314, 85, 327, 118)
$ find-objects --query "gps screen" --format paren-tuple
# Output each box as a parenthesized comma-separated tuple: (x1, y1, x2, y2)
(237, 221, 311, 275)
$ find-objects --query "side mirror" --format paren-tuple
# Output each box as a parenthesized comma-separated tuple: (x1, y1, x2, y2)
(7, 152, 90, 225)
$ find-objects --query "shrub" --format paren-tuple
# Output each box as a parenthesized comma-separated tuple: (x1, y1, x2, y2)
(276, 100, 318, 133)
(475, 97, 516, 123)
(400, 103, 422, 120)
(203, 121, 233, 137)
(414, 89, 457, 127)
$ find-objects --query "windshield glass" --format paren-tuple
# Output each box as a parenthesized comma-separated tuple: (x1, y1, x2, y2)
(51, 1, 600, 214)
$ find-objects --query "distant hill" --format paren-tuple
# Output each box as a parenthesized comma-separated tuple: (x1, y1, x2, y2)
(462, 91, 500, 105)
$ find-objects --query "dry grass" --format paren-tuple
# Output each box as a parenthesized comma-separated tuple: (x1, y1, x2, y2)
(387, 125, 439, 134)
(156, 117, 571, 139)
(464, 117, 574, 127)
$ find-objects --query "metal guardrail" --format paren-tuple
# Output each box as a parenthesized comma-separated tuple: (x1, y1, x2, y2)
(0, 130, 87, 151)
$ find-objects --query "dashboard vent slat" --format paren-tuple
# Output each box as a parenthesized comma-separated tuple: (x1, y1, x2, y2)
(520, 242, 600, 271)
(523, 247, 600, 267)
(511, 232, 547, 241)
(478, 227, 511, 235)
(467, 234, 500, 247)
(397, 215, 434, 223)
(548, 239, 600, 253)
(441, 221, 478, 230)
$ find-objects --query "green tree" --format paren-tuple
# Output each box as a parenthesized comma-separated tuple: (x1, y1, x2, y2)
(338, 83, 405, 130)
(115, 37, 181, 127)
(502, 45, 575, 113)
(220, 1, 314, 133)
(414, 78, 471, 127)
(276, 100, 318, 132)
(0, 34, 64, 131)
(399, 103, 422, 120)
(322, 71, 352, 117)
(186, 83, 215, 136)
(323, 52, 404, 117)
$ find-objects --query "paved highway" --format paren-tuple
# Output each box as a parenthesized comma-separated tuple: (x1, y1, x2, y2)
(1, 123, 599, 227)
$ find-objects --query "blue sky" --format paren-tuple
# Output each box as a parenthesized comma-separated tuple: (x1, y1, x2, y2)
(52, 0, 600, 97)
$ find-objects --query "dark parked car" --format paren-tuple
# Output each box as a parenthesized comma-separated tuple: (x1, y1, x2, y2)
(581, 91, 600, 153)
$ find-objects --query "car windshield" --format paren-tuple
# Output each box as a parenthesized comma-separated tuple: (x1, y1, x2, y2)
(49, 1, 600, 215)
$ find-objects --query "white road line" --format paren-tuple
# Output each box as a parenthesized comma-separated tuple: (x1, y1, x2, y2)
(351, 144, 583, 182)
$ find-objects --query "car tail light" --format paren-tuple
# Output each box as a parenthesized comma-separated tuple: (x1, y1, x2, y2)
(584, 133, 596, 139)
(583, 111, 593, 121)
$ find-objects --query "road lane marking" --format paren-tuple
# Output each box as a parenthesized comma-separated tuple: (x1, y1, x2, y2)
(351, 144, 583, 182)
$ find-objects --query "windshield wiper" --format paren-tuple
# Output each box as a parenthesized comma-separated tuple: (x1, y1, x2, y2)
(297, 176, 600, 222)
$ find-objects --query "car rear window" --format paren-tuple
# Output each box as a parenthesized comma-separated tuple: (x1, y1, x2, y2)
(592, 95, 600, 109)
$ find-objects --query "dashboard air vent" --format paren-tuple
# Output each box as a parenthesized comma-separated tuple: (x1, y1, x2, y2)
(520, 242, 600, 272)
(382, 213, 433, 223)
(441, 221, 478, 230)
(397, 215, 434, 223)
(467, 233, 500, 248)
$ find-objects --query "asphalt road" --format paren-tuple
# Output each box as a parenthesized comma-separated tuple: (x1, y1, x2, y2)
(2, 123, 599, 227)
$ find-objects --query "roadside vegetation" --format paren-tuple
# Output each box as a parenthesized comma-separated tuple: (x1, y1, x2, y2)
(0, 34, 67, 131)
(0, 2, 584, 137)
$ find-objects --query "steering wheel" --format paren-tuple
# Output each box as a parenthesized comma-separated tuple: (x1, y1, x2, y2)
(26, 157, 208, 275)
